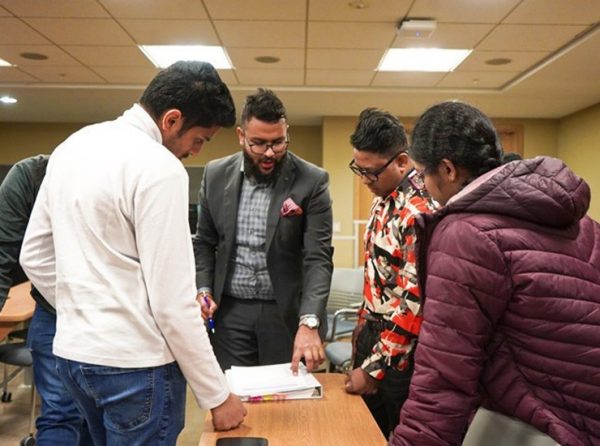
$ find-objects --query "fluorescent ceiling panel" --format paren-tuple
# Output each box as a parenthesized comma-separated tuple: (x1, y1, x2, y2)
(139, 45, 233, 69)
(378, 48, 472, 72)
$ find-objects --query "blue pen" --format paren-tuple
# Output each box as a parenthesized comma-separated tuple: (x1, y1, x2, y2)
(203, 295, 216, 333)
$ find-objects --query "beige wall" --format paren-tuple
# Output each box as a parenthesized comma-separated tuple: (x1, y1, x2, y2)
(0, 122, 322, 167)
(557, 103, 600, 220)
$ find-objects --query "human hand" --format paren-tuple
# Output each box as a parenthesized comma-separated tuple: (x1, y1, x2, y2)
(344, 367, 378, 395)
(196, 292, 217, 321)
(290, 325, 325, 374)
(210, 393, 247, 431)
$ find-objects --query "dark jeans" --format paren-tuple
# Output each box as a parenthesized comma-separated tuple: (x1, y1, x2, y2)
(26, 304, 92, 445)
(56, 358, 186, 446)
(210, 295, 293, 371)
(353, 321, 414, 439)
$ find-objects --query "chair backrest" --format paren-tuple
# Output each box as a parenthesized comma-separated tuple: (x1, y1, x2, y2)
(327, 267, 363, 311)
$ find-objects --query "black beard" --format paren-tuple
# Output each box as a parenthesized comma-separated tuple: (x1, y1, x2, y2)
(243, 150, 285, 185)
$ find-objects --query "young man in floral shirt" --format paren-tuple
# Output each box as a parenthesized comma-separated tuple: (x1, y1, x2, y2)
(345, 108, 436, 438)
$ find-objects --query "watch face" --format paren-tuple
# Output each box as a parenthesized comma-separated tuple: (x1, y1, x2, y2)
(302, 316, 319, 329)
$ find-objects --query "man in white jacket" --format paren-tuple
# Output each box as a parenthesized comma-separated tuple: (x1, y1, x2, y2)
(20, 61, 246, 445)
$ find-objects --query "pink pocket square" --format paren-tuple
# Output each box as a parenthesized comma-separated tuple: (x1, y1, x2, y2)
(280, 198, 303, 217)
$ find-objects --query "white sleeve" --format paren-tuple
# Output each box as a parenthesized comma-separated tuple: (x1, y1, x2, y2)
(134, 170, 229, 409)
(19, 178, 56, 308)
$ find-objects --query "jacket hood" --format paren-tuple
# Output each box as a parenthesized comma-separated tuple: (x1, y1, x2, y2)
(444, 156, 590, 228)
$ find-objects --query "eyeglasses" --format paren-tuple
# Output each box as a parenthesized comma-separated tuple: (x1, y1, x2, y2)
(348, 151, 403, 183)
(244, 136, 289, 155)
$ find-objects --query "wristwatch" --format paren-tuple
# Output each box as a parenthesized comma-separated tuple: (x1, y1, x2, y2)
(298, 314, 320, 329)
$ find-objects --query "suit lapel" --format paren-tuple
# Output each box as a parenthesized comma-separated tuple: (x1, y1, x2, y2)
(266, 154, 296, 253)
(223, 153, 243, 247)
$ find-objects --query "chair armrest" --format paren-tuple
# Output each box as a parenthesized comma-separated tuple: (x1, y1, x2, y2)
(328, 307, 359, 341)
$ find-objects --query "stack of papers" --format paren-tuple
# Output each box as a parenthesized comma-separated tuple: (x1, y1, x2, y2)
(225, 362, 323, 402)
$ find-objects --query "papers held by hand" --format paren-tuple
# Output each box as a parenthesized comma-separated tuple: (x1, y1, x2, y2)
(225, 362, 323, 402)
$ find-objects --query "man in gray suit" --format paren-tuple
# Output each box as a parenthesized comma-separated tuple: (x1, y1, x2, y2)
(193, 88, 333, 374)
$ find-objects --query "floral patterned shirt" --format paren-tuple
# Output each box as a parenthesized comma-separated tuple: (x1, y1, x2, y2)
(360, 169, 437, 379)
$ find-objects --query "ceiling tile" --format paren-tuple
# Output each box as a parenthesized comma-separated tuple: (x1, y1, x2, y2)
(308, 22, 394, 49)
(504, 0, 600, 25)
(309, 0, 410, 22)
(408, 0, 520, 23)
(479, 24, 588, 51)
(307, 49, 382, 69)
(371, 71, 445, 87)
(215, 21, 305, 48)
(216, 70, 238, 86)
(18, 65, 106, 83)
(235, 68, 303, 85)
(437, 71, 518, 88)
(306, 69, 374, 86)
(99, 0, 208, 19)
(92, 66, 158, 84)
(0, 44, 83, 66)
(392, 23, 494, 49)
(62, 45, 154, 67)
(457, 50, 549, 72)
(0, 66, 38, 82)
(0, 0, 108, 18)
(204, 0, 305, 20)
(0, 18, 51, 44)
(227, 48, 304, 69)
(118, 19, 219, 45)
(23, 18, 134, 45)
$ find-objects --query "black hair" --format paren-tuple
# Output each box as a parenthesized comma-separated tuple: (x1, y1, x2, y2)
(140, 61, 235, 133)
(502, 152, 523, 163)
(408, 101, 503, 179)
(241, 88, 286, 125)
(350, 108, 408, 157)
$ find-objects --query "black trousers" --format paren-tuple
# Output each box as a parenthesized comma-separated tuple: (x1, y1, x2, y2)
(209, 295, 294, 371)
(353, 321, 414, 439)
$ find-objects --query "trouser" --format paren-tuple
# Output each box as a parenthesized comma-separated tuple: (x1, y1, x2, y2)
(27, 304, 92, 445)
(353, 320, 414, 439)
(210, 295, 294, 371)
(56, 358, 186, 446)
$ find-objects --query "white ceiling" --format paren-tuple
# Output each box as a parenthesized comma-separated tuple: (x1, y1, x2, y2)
(0, 0, 599, 125)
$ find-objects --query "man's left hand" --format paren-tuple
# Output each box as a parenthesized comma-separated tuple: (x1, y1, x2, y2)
(290, 325, 325, 374)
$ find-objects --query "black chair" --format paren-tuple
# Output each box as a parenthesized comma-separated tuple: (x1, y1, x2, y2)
(0, 331, 36, 446)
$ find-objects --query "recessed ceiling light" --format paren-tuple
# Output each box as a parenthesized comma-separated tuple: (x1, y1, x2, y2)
(254, 56, 280, 64)
(139, 45, 233, 69)
(378, 48, 472, 72)
(0, 58, 13, 67)
(348, 0, 367, 9)
(485, 57, 512, 66)
(0, 96, 17, 104)
(20, 52, 48, 61)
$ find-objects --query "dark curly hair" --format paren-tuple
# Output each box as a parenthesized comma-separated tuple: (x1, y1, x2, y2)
(350, 107, 408, 157)
(408, 101, 503, 180)
(241, 88, 287, 125)
(140, 61, 235, 134)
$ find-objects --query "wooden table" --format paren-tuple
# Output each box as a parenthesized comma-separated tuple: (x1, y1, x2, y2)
(199, 373, 387, 446)
(0, 282, 35, 341)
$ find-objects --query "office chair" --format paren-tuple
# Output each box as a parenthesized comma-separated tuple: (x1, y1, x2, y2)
(324, 268, 363, 373)
(0, 330, 36, 446)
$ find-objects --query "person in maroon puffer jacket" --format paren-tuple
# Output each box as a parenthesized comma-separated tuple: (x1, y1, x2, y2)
(390, 100, 600, 446)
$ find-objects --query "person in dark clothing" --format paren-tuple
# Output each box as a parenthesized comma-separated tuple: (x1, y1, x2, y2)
(0, 155, 91, 445)
(390, 100, 600, 446)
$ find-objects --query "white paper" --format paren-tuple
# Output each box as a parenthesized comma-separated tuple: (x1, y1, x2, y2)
(225, 362, 322, 400)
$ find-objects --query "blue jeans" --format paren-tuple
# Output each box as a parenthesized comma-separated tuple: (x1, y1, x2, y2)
(55, 358, 186, 446)
(27, 304, 92, 445)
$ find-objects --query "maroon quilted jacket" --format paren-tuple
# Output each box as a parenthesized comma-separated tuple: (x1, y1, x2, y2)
(391, 157, 600, 446)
